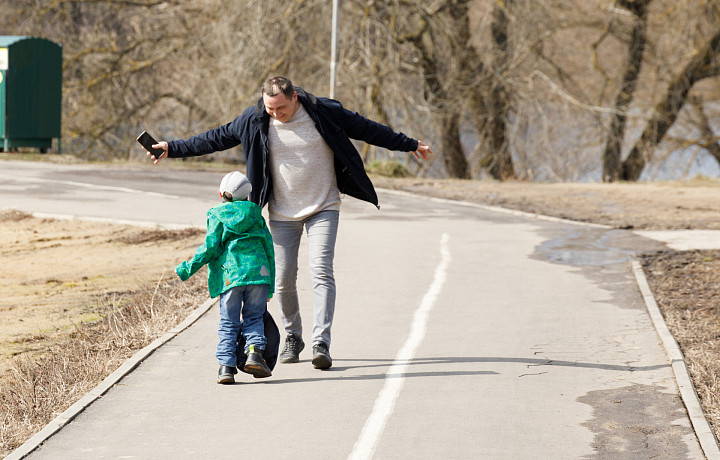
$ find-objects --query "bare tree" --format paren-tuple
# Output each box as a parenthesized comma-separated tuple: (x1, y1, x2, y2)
(470, 0, 516, 180)
(601, 0, 652, 182)
(394, 1, 472, 179)
(8, 0, 720, 182)
(351, 0, 523, 180)
(6, 0, 336, 160)
(621, 25, 720, 180)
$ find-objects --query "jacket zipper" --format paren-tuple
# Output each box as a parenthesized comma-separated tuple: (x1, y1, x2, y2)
(261, 129, 270, 207)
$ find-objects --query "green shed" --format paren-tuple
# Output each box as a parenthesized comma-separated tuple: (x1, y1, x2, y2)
(0, 36, 62, 153)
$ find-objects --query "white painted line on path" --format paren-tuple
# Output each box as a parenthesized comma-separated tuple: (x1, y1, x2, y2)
(0, 173, 182, 199)
(348, 233, 451, 460)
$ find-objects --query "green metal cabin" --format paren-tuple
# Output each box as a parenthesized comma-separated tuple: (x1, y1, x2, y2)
(0, 36, 62, 153)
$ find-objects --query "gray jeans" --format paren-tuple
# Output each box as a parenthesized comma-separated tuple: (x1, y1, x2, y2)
(269, 210, 339, 347)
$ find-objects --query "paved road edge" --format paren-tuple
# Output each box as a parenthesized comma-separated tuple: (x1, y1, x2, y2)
(631, 259, 720, 460)
(380, 187, 720, 458)
(5, 297, 218, 460)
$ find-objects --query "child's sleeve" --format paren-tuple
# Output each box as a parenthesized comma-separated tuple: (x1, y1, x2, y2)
(175, 212, 224, 281)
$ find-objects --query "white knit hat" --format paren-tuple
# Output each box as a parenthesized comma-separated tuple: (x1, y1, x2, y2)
(219, 171, 252, 201)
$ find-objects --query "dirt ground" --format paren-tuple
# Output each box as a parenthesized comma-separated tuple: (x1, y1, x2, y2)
(0, 209, 205, 372)
(2, 173, 720, 446)
(370, 175, 720, 230)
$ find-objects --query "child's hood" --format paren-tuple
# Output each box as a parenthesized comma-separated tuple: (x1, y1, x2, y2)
(209, 201, 263, 233)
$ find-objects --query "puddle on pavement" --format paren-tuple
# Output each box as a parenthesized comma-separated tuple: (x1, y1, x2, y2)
(534, 228, 639, 267)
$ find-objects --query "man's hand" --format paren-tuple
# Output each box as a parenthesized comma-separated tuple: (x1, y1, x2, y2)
(413, 141, 432, 160)
(146, 141, 169, 164)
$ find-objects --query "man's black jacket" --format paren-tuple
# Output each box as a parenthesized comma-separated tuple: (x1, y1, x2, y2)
(167, 87, 419, 209)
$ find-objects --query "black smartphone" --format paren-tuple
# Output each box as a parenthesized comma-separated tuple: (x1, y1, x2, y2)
(137, 131, 165, 159)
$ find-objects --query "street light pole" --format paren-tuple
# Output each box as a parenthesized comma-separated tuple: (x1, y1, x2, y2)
(330, 0, 338, 99)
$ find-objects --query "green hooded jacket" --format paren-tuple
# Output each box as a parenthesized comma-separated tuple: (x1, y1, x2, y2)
(175, 200, 275, 299)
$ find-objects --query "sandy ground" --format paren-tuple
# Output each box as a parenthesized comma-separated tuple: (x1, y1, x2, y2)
(0, 209, 204, 371)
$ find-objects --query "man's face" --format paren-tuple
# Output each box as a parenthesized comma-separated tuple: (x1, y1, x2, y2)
(263, 91, 299, 123)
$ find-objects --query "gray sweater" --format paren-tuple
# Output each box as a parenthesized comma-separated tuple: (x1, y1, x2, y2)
(267, 105, 341, 221)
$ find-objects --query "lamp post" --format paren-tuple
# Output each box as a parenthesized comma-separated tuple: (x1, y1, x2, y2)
(330, 0, 338, 98)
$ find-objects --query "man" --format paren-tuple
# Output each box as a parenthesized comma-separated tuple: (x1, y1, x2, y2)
(148, 76, 431, 369)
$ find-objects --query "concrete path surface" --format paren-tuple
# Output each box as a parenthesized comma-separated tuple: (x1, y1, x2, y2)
(1, 160, 718, 459)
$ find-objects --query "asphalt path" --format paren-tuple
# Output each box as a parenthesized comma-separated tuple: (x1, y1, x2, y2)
(0, 160, 711, 459)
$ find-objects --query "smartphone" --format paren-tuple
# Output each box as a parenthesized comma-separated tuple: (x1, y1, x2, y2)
(136, 131, 165, 159)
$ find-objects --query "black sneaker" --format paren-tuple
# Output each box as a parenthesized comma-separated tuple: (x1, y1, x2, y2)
(279, 334, 305, 363)
(243, 345, 272, 378)
(217, 365, 237, 384)
(312, 342, 332, 369)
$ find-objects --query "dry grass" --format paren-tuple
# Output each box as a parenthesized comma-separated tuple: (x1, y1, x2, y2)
(0, 273, 207, 457)
(639, 250, 720, 435)
(0, 209, 33, 222)
(112, 227, 204, 245)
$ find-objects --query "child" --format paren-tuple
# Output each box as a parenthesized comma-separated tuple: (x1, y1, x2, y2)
(176, 171, 275, 384)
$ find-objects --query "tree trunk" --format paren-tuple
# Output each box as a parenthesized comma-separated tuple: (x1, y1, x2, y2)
(481, 84, 515, 180)
(621, 27, 720, 180)
(468, 0, 516, 180)
(602, 0, 650, 182)
(486, 0, 515, 180)
(406, 5, 471, 179)
(440, 111, 470, 179)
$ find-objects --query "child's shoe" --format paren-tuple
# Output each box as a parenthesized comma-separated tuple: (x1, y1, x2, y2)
(243, 345, 272, 378)
(217, 365, 237, 384)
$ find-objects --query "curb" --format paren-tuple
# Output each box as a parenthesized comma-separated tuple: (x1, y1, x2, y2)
(6, 297, 218, 460)
(631, 260, 720, 460)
